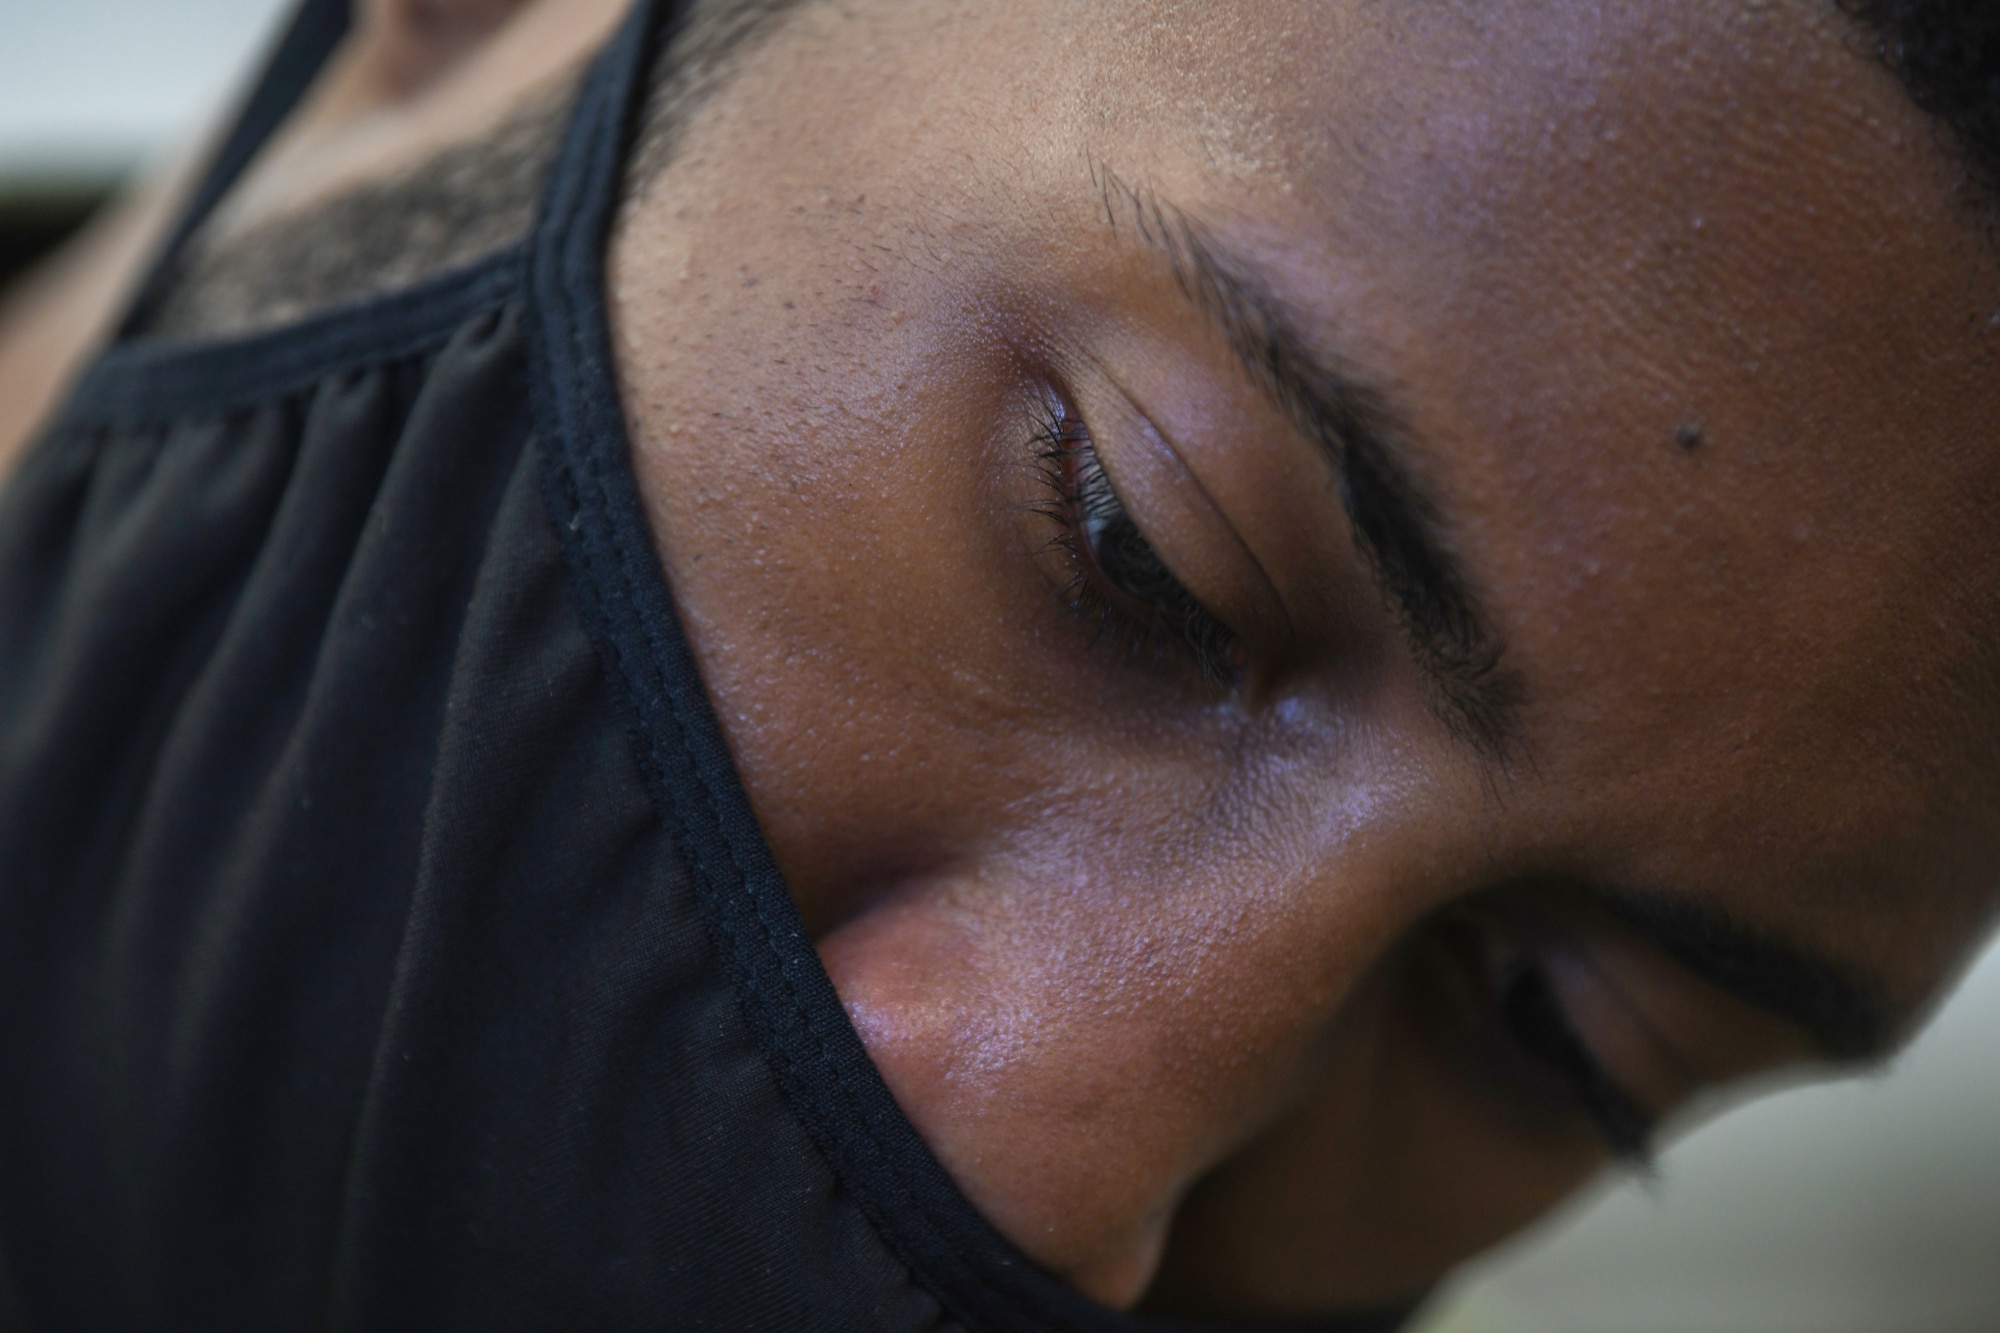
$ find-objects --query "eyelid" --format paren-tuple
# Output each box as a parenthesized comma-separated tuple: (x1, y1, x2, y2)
(1069, 379, 1300, 665)
(1497, 896, 1811, 1132)
(1537, 936, 1706, 1105)
(1428, 903, 1665, 1159)
(1501, 960, 1659, 1163)
(1036, 398, 1243, 686)
(1526, 896, 1817, 1092)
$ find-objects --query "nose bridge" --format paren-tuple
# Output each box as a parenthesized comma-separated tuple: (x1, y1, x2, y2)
(1213, 733, 1490, 976)
(1039, 740, 1473, 1040)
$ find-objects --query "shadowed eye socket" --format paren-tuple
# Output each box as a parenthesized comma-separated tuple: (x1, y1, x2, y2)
(1029, 390, 1247, 688)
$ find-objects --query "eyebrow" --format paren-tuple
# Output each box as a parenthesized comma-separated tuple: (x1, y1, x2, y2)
(1602, 891, 1897, 1062)
(1097, 169, 1523, 762)
(1092, 176, 1901, 1063)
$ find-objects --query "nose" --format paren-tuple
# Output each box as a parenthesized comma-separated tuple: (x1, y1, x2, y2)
(1066, 1209, 1177, 1310)
(812, 831, 1424, 1310)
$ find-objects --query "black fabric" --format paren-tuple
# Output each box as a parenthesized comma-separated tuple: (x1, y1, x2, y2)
(0, 2, 1414, 1330)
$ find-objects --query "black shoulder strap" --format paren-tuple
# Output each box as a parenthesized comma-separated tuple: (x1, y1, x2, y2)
(116, 0, 353, 338)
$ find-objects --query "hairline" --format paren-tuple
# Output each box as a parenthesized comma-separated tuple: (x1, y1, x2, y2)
(624, 0, 821, 201)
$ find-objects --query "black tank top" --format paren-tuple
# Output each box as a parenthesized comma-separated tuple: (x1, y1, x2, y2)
(0, 4, 1409, 1330)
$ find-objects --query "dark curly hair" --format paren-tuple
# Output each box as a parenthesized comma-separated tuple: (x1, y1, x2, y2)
(1843, 0, 2000, 201)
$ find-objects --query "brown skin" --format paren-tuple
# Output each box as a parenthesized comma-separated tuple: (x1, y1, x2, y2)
(611, 0, 2000, 1313)
(6, 0, 2000, 1319)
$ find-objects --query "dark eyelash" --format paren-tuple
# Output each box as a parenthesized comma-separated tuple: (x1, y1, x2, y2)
(1029, 395, 1243, 686)
(1499, 961, 1659, 1167)
(1421, 911, 1661, 1168)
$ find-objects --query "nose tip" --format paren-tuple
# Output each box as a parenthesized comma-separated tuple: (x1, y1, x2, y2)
(1064, 1207, 1176, 1311)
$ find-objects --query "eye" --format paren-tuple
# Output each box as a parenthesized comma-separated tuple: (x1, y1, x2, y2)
(1494, 956, 1657, 1162)
(1421, 907, 1659, 1165)
(1031, 393, 1245, 686)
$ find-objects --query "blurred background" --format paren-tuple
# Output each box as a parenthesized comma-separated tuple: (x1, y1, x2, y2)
(4, 3, 1998, 1329)
(0, 0, 293, 287)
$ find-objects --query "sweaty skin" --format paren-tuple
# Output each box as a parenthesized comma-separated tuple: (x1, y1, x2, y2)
(5, 0, 2000, 1320)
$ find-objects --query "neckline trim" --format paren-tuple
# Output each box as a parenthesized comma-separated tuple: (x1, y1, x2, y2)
(56, 248, 522, 428)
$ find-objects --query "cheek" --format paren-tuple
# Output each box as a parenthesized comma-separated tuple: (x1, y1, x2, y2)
(613, 215, 1044, 889)
(633, 380, 1062, 917)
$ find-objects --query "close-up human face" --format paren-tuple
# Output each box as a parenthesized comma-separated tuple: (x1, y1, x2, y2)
(609, 0, 2000, 1316)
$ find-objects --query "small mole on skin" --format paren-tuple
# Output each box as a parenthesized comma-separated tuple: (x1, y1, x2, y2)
(1675, 419, 1705, 451)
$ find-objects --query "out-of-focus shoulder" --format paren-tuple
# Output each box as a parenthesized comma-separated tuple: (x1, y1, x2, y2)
(0, 159, 201, 483)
